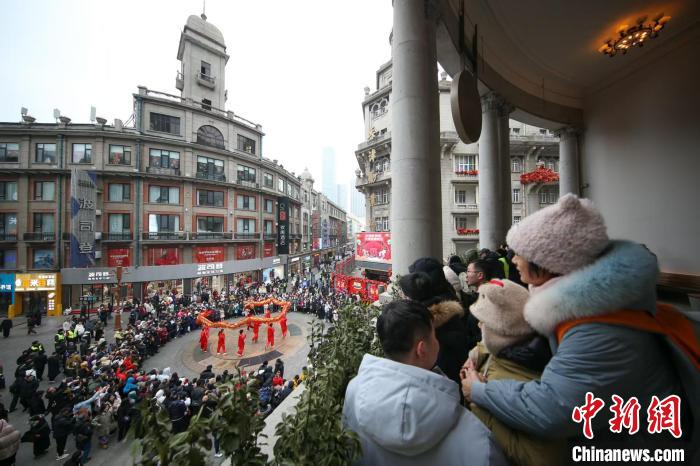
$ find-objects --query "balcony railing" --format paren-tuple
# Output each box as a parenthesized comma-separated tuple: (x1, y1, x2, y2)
(196, 172, 226, 182)
(263, 233, 276, 241)
(175, 71, 184, 91)
(104, 232, 133, 241)
(196, 72, 216, 89)
(189, 232, 232, 240)
(455, 228, 479, 237)
(236, 178, 259, 189)
(454, 203, 479, 212)
(291, 233, 302, 240)
(147, 166, 180, 176)
(234, 232, 260, 240)
(24, 232, 56, 241)
(0, 233, 17, 241)
(454, 170, 479, 178)
(142, 232, 186, 241)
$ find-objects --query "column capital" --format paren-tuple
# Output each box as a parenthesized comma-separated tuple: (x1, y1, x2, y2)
(554, 125, 583, 138)
(481, 92, 513, 116)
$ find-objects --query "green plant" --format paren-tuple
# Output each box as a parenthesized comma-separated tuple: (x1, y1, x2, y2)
(272, 303, 381, 465)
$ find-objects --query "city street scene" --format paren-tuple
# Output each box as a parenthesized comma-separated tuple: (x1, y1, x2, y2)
(0, 0, 698, 465)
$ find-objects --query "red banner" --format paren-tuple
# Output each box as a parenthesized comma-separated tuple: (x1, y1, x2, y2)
(263, 242, 274, 258)
(313, 238, 320, 250)
(236, 244, 256, 260)
(194, 246, 224, 263)
(107, 248, 131, 267)
(332, 273, 385, 302)
(356, 232, 391, 263)
(149, 247, 180, 266)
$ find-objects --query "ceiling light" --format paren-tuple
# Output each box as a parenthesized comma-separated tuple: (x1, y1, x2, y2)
(599, 14, 670, 57)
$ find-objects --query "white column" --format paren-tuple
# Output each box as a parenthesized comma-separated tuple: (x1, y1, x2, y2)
(557, 126, 581, 196)
(497, 102, 514, 242)
(391, 0, 441, 274)
(478, 92, 509, 250)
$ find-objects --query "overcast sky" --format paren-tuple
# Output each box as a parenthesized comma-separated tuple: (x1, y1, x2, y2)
(0, 0, 393, 195)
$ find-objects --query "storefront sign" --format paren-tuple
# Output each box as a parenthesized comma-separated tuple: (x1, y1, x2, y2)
(0, 274, 15, 301)
(263, 242, 274, 258)
(87, 271, 114, 282)
(195, 246, 225, 263)
(107, 248, 131, 267)
(312, 238, 320, 250)
(196, 262, 224, 276)
(236, 244, 256, 260)
(277, 197, 290, 254)
(149, 247, 180, 266)
(356, 232, 392, 264)
(15, 273, 57, 291)
(70, 169, 97, 267)
(290, 257, 299, 263)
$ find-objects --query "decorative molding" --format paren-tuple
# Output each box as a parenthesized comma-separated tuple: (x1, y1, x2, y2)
(480, 91, 513, 116)
(554, 125, 582, 139)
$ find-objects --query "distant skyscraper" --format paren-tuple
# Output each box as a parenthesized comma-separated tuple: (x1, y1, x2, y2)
(322, 147, 337, 203)
(337, 184, 348, 210)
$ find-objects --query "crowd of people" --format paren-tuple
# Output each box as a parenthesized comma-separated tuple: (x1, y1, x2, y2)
(344, 194, 698, 465)
(0, 262, 352, 465)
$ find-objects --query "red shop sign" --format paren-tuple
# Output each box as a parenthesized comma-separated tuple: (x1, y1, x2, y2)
(263, 242, 274, 258)
(150, 247, 180, 266)
(237, 244, 256, 260)
(194, 246, 225, 263)
(107, 248, 131, 267)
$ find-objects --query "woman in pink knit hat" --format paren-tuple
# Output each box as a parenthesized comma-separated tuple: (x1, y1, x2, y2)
(460, 194, 698, 461)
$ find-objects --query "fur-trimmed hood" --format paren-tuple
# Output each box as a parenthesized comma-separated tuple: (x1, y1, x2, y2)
(428, 300, 464, 328)
(524, 240, 658, 336)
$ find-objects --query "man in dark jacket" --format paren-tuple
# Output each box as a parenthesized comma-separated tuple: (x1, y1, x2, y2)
(33, 351, 47, 382)
(199, 365, 214, 382)
(21, 414, 51, 458)
(0, 318, 12, 338)
(47, 353, 60, 382)
(18, 371, 39, 412)
(52, 407, 75, 460)
(166, 394, 189, 434)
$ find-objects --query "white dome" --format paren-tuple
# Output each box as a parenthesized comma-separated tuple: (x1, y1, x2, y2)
(185, 14, 225, 46)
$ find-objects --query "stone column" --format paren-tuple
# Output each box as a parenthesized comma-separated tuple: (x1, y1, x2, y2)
(391, 0, 441, 274)
(478, 92, 509, 250)
(557, 126, 581, 196)
(497, 101, 514, 242)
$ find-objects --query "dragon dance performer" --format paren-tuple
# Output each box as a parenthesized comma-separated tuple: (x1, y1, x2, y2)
(199, 326, 209, 352)
(252, 319, 261, 343)
(265, 323, 275, 349)
(216, 328, 226, 355)
(280, 314, 288, 339)
(237, 329, 246, 357)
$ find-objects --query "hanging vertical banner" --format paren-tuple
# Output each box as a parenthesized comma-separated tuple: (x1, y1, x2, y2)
(70, 169, 97, 267)
(263, 242, 274, 258)
(277, 196, 290, 255)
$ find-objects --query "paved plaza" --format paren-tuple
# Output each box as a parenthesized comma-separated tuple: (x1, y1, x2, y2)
(0, 311, 317, 465)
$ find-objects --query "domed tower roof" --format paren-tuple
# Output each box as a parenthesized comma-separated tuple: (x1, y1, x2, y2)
(185, 14, 225, 47)
(300, 167, 314, 182)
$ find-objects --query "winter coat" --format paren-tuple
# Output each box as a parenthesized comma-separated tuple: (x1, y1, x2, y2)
(470, 241, 695, 456)
(427, 300, 470, 386)
(52, 412, 75, 439)
(0, 420, 20, 461)
(21, 418, 51, 452)
(96, 409, 114, 437)
(343, 354, 507, 466)
(469, 341, 565, 466)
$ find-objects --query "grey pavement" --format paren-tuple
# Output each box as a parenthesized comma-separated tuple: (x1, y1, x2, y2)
(0, 311, 316, 466)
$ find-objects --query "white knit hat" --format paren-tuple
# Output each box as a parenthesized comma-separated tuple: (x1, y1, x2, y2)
(442, 266, 462, 292)
(506, 193, 609, 275)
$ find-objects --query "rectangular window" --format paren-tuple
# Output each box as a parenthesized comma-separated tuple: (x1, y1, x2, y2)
(264, 199, 274, 213)
(278, 179, 285, 193)
(149, 186, 179, 204)
(0, 143, 19, 162)
(237, 135, 256, 154)
(455, 189, 467, 204)
(236, 195, 256, 210)
(149, 149, 180, 169)
(455, 154, 476, 172)
(197, 216, 224, 232)
(109, 145, 132, 165)
(148, 214, 179, 232)
(149, 112, 181, 135)
(32, 249, 55, 269)
(35, 143, 56, 164)
(264, 220, 274, 234)
(197, 190, 224, 207)
(202, 98, 212, 111)
(236, 218, 254, 233)
(0, 213, 17, 239)
(546, 159, 556, 171)
(0, 181, 18, 201)
(263, 173, 273, 188)
(237, 165, 257, 183)
(512, 188, 521, 203)
(196, 156, 225, 180)
(34, 181, 55, 201)
(511, 158, 522, 173)
(33, 213, 54, 232)
(0, 249, 17, 269)
(513, 216, 521, 224)
(201, 60, 211, 77)
(455, 217, 468, 230)
(108, 184, 131, 202)
(512, 127, 520, 134)
(540, 188, 558, 205)
(72, 143, 92, 164)
(108, 214, 130, 232)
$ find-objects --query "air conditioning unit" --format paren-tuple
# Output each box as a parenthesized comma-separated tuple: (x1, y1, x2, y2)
(94, 232, 102, 240)
(95, 250, 102, 259)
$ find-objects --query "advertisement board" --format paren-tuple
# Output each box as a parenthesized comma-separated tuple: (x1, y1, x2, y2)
(194, 246, 225, 263)
(149, 247, 180, 266)
(263, 242, 274, 258)
(15, 273, 57, 291)
(277, 197, 290, 254)
(70, 169, 97, 267)
(236, 244, 256, 260)
(356, 232, 392, 263)
(107, 248, 131, 267)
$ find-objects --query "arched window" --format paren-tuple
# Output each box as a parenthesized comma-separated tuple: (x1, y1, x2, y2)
(196, 125, 225, 149)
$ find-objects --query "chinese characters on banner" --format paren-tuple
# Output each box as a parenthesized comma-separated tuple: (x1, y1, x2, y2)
(194, 246, 225, 263)
(107, 248, 131, 267)
(572, 392, 682, 440)
(149, 247, 180, 266)
(196, 262, 224, 276)
(277, 197, 289, 254)
(356, 232, 392, 264)
(236, 244, 256, 260)
(70, 169, 97, 267)
(263, 242, 274, 258)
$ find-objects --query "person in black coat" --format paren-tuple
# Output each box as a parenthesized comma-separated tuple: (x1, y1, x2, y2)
(0, 318, 12, 338)
(52, 407, 74, 460)
(33, 351, 47, 382)
(73, 411, 94, 464)
(47, 353, 60, 382)
(274, 358, 285, 379)
(21, 414, 51, 458)
(28, 390, 46, 416)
